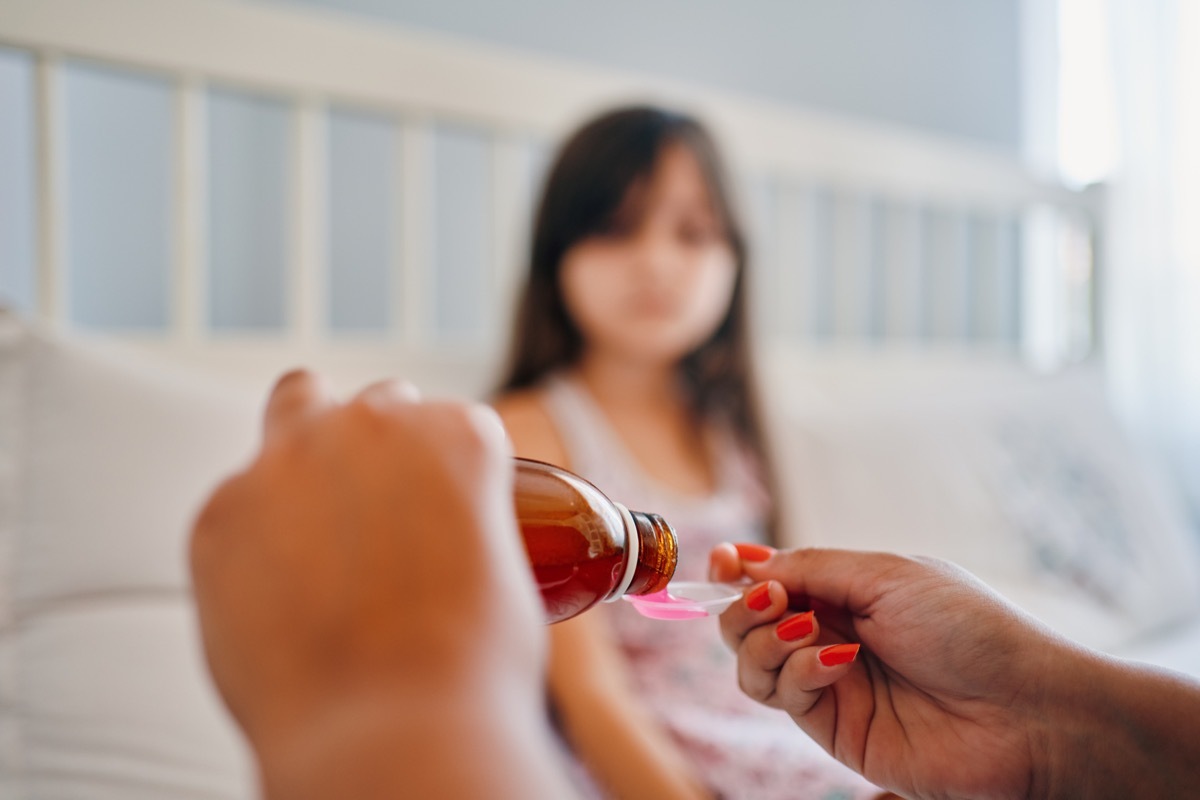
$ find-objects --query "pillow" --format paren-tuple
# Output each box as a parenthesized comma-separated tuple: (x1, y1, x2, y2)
(0, 310, 258, 799)
(763, 350, 1200, 653)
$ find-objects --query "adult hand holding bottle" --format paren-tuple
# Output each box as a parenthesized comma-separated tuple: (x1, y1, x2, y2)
(188, 368, 1200, 799)
(710, 544, 1200, 799)
(190, 370, 575, 800)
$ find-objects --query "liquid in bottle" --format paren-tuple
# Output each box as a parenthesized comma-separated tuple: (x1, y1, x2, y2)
(514, 458, 678, 624)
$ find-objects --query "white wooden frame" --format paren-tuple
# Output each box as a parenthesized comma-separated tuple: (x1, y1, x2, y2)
(0, 0, 1101, 391)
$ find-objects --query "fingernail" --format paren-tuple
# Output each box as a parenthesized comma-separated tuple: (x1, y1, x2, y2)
(775, 611, 815, 641)
(746, 583, 772, 612)
(735, 543, 776, 562)
(818, 643, 860, 667)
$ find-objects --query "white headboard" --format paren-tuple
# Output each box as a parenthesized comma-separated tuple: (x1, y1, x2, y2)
(0, 0, 1101, 398)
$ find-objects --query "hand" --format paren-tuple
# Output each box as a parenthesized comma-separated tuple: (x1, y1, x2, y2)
(190, 371, 555, 797)
(710, 544, 1075, 799)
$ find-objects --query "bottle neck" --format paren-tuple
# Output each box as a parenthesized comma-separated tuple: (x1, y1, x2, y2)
(605, 504, 678, 600)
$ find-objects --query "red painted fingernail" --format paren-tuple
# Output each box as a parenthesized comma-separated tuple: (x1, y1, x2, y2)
(818, 643, 860, 667)
(735, 543, 776, 562)
(746, 583, 772, 611)
(775, 611, 815, 641)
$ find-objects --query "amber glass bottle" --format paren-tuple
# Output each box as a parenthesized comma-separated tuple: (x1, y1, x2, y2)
(514, 458, 678, 624)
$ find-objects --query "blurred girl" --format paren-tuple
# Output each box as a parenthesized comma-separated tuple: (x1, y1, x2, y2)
(492, 106, 883, 800)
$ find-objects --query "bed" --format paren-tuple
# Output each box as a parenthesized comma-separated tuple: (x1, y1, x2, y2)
(1, 1, 1198, 798)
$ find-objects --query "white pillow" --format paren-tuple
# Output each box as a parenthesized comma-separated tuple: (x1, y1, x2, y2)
(0, 310, 258, 799)
(764, 350, 1200, 653)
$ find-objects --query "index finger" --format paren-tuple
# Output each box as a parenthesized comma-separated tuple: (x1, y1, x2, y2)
(739, 547, 915, 617)
(263, 369, 335, 445)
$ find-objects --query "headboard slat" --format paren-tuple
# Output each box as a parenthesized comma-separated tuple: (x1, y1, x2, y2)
(34, 51, 67, 328)
(291, 97, 327, 344)
(397, 116, 432, 347)
(172, 75, 206, 342)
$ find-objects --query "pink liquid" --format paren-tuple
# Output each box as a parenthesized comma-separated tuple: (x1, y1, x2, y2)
(626, 588, 709, 620)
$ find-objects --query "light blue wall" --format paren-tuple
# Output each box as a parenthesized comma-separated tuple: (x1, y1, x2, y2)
(431, 123, 492, 343)
(328, 107, 395, 333)
(0, 2, 1022, 332)
(254, 0, 1021, 149)
(208, 89, 290, 331)
(65, 62, 173, 330)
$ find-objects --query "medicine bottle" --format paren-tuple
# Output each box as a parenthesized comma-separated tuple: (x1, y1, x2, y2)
(514, 458, 678, 623)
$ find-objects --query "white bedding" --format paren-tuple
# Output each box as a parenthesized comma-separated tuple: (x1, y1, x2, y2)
(762, 349, 1200, 657)
(2, 312, 1198, 800)
(1115, 617, 1200, 677)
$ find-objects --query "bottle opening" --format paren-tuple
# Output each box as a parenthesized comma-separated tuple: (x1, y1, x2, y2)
(627, 511, 677, 596)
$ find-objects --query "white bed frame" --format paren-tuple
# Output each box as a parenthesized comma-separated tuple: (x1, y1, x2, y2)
(9, 0, 1200, 706)
(0, 0, 1101, 397)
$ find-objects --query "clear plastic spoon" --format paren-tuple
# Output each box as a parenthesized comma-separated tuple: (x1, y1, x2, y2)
(623, 581, 744, 620)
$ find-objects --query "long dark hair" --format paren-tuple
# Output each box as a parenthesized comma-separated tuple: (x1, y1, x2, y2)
(495, 106, 778, 543)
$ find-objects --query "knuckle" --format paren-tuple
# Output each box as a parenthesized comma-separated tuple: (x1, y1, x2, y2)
(192, 474, 239, 534)
(344, 392, 388, 421)
(463, 404, 511, 460)
(364, 378, 419, 405)
(907, 553, 972, 586)
(737, 669, 771, 705)
(777, 656, 821, 717)
(430, 402, 507, 458)
(189, 474, 243, 571)
(274, 367, 316, 388)
(268, 369, 320, 409)
(736, 670, 756, 699)
(750, 626, 779, 657)
(342, 393, 407, 438)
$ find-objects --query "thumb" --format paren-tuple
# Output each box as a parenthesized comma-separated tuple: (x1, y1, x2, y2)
(708, 542, 744, 583)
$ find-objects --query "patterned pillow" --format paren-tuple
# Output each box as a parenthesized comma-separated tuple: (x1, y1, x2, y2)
(764, 351, 1200, 651)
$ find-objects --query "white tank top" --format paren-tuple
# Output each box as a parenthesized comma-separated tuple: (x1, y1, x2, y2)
(539, 372, 770, 581)
(538, 373, 883, 800)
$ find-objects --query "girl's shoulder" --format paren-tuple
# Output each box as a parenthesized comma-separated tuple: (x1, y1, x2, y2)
(490, 387, 570, 467)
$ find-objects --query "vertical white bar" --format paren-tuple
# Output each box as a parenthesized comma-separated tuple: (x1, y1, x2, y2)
(1020, 0, 1060, 177)
(864, 198, 886, 341)
(971, 215, 1003, 343)
(955, 214, 972, 342)
(927, 209, 970, 341)
(292, 97, 326, 344)
(774, 183, 814, 343)
(491, 132, 528, 342)
(1021, 204, 1064, 370)
(808, 189, 834, 341)
(740, 174, 777, 342)
(388, 117, 405, 341)
(173, 76, 207, 340)
(882, 201, 922, 341)
(1061, 209, 1094, 360)
(959, 212, 978, 342)
(34, 52, 67, 328)
(830, 191, 869, 341)
(996, 214, 1020, 347)
(398, 116, 432, 346)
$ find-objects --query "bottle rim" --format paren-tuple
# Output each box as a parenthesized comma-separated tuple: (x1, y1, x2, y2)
(603, 502, 640, 602)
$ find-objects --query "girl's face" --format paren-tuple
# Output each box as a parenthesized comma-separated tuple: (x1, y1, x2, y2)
(559, 142, 737, 367)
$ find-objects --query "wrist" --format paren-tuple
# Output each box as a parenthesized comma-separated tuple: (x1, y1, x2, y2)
(1027, 642, 1108, 799)
(255, 674, 553, 800)
(255, 689, 426, 800)
(1035, 645, 1200, 799)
